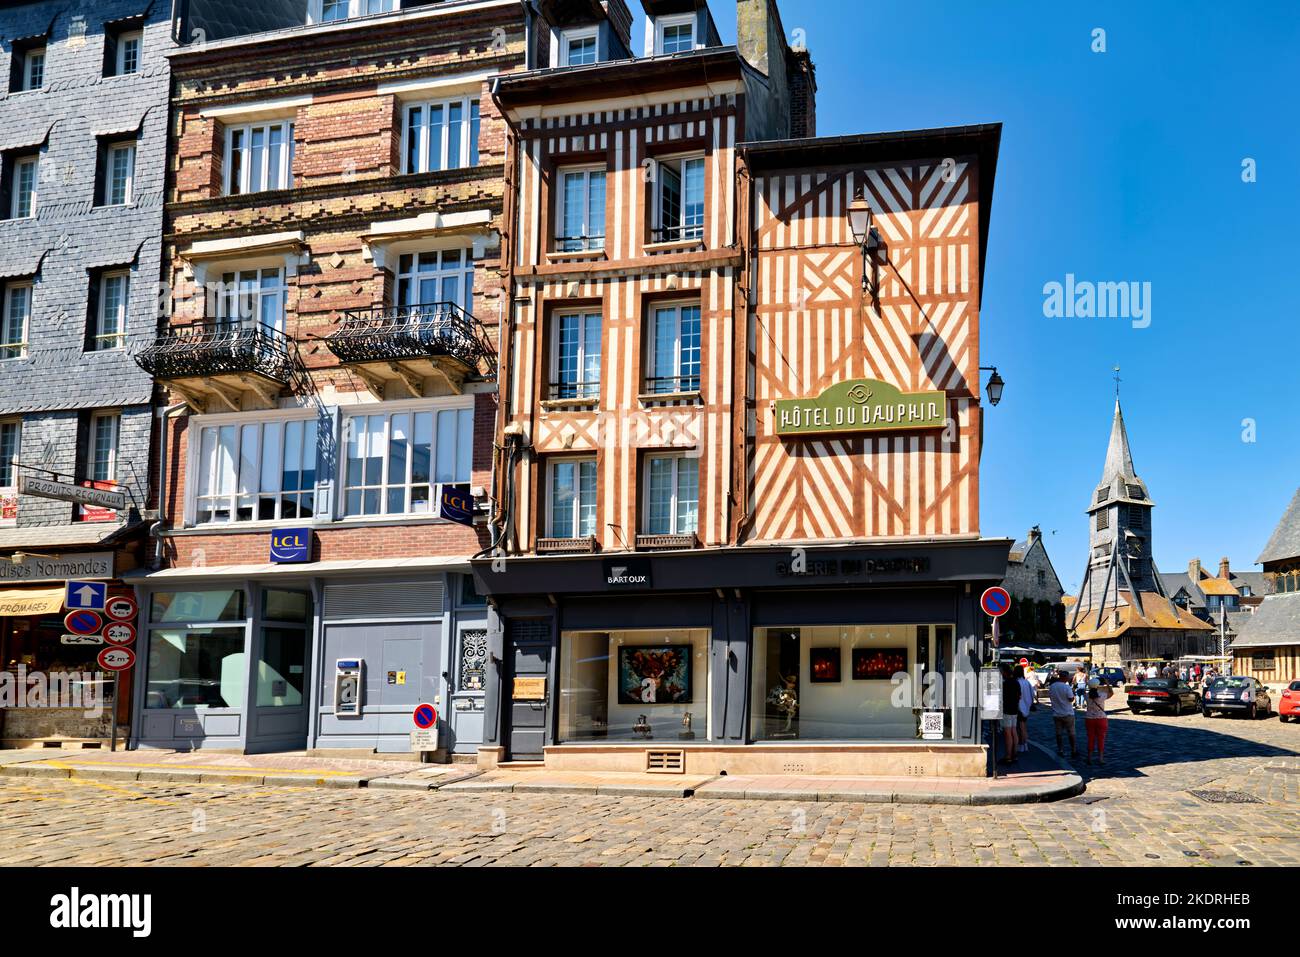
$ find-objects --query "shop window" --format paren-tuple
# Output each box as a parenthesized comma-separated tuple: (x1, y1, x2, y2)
(645, 301, 700, 394)
(223, 119, 294, 195)
(459, 575, 486, 607)
(0, 418, 19, 523)
(402, 96, 480, 174)
(150, 589, 245, 623)
(750, 625, 954, 742)
(145, 628, 246, 709)
(396, 248, 474, 318)
(1, 281, 32, 359)
(210, 267, 287, 331)
(191, 417, 317, 524)
(558, 628, 710, 741)
(263, 588, 311, 622)
(652, 156, 705, 243)
(342, 405, 472, 518)
(546, 457, 597, 539)
(87, 269, 129, 351)
(643, 454, 698, 536)
(555, 166, 606, 252)
(550, 310, 602, 399)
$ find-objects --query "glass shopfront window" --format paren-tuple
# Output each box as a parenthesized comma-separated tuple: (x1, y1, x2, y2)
(144, 628, 246, 710)
(750, 624, 955, 742)
(559, 628, 709, 742)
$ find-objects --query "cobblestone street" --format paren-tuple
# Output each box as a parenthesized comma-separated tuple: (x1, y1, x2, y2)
(2, 705, 1296, 867)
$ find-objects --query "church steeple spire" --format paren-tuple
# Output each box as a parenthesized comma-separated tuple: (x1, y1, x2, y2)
(1101, 398, 1137, 484)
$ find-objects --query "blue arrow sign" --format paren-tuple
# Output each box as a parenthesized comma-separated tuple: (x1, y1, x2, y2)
(65, 580, 107, 611)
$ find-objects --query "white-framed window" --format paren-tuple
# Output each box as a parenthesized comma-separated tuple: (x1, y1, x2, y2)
(192, 415, 318, 524)
(0, 418, 19, 516)
(87, 412, 120, 483)
(551, 311, 601, 399)
(113, 30, 142, 76)
(93, 271, 129, 351)
(644, 453, 698, 536)
(224, 120, 294, 195)
(342, 404, 472, 518)
(1, 282, 31, 360)
(547, 457, 597, 539)
(104, 142, 135, 206)
(11, 155, 38, 219)
(213, 267, 287, 331)
(395, 249, 474, 316)
(18, 46, 45, 91)
(403, 97, 480, 174)
(556, 166, 606, 252)
(646, 301, 701, 394)
(654, 155, 705, 242)
(655, 15, 696, 55)
(560, 27, 599, 66)
(309, 0, 398, 22)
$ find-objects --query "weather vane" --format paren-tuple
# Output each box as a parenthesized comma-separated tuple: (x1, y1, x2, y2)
(1113, 365, 1122, 398)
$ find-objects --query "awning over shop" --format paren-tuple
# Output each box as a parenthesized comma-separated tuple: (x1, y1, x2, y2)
(123, 555, 473, 583)
(0, 587, 64, 617)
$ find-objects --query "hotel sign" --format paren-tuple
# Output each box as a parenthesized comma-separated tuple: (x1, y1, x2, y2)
(18, 474, 127, 512)
(0, 551, 115, 584)
(775, 378, 945, 437)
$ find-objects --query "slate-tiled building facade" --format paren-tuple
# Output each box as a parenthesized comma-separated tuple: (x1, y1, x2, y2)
(0, 1, 172, 745)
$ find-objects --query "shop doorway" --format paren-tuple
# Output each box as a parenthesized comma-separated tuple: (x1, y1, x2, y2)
(247, 589, 313, 754)
(504, 619, 551, 761)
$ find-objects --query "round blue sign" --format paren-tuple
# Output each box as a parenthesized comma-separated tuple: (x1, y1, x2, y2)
(980, 587, 1011, 618)
(413, 703, 437, 730)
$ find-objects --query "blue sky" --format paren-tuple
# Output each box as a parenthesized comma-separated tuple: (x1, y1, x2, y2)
(680, 0, 1299, 591)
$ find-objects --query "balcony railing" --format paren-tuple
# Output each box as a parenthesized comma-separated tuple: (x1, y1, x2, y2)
(536, 535, 599, 555)
(325, 302, 495, 379)
(135, 320, 298, 385)
(547, 380, 601, 401)
(644, 374, 701, 395)
(635, 532, 699, 552)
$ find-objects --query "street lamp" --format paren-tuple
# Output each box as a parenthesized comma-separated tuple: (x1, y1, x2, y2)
(980, 366, 1005, 406)
(847, 189, 882, 292)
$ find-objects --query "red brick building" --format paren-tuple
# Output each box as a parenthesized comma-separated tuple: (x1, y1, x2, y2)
(129, 0, 536, 755)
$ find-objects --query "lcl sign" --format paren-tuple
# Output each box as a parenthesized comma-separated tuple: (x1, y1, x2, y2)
(270, 528, 312, 564)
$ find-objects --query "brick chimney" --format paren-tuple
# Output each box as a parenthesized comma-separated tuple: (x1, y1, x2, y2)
(601, 0, 634, 53)
(737, 0, 817, 139)
(1218, 556, 1230, 580)
(1188, 558, 1201, 582)
(1028, 525, 1042, 544)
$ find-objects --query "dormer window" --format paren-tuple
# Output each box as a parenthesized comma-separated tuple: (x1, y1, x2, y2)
(655, 14, 695, 55)
(309, 0, 398, 23)
(560, 27, 599, 66)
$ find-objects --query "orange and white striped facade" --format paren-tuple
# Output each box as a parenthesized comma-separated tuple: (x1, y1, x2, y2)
(743, 150, 990, 543)
(495, 55, 1000, 555)
(495, 54, 752, 552)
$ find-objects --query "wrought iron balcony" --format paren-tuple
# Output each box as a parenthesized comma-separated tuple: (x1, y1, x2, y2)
(325, 302, 496, 396)
(635, 533, 699, 552)
(135, 321, 305, 411)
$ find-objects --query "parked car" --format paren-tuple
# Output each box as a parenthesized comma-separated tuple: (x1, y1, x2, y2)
(1202, 676, 1272, 719)
(1279, 681, 1300, 723)
(1126, 678, 1201, 715)
(1091, 666, 1127, 689)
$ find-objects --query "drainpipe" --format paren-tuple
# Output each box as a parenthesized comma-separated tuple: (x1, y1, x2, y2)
(150, 403, 188, 570)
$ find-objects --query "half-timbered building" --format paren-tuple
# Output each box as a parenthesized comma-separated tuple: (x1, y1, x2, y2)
(471, 0, 1012, 777)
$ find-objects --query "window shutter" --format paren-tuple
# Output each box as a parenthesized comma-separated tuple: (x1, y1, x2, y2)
(85, 271, 102, 352)
(94, 140, 108, 207)
(0, 154, 13, 220)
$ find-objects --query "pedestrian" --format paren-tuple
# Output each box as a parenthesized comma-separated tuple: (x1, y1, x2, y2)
(999, 663, 1020, 766)
(1084, 676, 1114, 766)
(1073, 665, 1089, 709)
(1049, 671, 1079, 759)
(1015, 665, 1034, 753)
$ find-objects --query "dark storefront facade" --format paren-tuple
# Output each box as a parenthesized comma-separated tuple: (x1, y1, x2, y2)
(472, 540, 1009, 775)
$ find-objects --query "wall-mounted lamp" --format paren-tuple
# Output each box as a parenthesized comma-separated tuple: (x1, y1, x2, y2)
(979, 366, 1005, 407)
(848, 189, 883, 294)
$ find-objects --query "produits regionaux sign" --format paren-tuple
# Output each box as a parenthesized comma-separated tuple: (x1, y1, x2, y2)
(774, 378, 946, 437)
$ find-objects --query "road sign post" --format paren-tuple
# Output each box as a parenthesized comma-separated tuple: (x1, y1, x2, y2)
(65, 580, 107, 612)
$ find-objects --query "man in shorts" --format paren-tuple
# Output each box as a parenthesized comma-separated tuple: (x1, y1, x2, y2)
(999, 663, 1020, 766)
